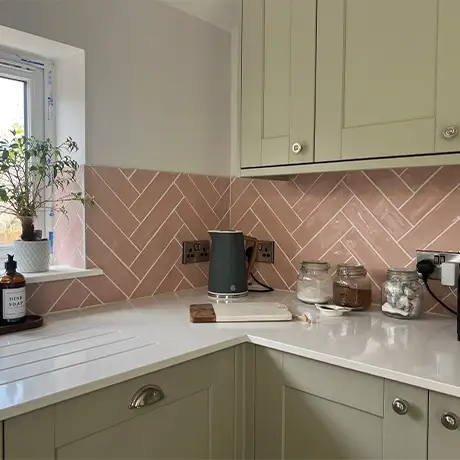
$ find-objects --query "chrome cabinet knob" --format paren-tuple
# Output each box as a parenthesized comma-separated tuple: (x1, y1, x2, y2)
(392, 398, 409, 415)
(441, 412, 460, 431)
(129, 385, 164, 409)
(292, 143, 303, 155)
(443, 126, 459, 139)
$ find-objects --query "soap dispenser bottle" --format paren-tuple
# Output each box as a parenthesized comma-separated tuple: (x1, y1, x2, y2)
(0, 255, 26, 324)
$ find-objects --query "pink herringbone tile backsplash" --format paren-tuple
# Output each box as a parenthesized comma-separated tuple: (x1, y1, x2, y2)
(27, 166, 230, 315)
(27, 165, 460, 315)
(230, 166, 460, 314)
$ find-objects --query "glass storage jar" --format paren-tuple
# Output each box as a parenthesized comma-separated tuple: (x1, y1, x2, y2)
(382, 269, 423, 319)
(296, 261, 332, 304)
(333, 264, 372, 310)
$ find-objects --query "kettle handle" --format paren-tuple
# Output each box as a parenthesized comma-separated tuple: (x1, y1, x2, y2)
(244, 236, 259, 280)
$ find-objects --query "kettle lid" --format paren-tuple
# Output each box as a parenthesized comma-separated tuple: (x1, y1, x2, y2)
(208, 230, 243, 234)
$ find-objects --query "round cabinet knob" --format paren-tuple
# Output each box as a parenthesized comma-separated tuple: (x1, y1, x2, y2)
(441, 412, 460, 431)
(291, 143, 303, 155)
(392, 398, 409, 415)
(443, 126, 459, 140)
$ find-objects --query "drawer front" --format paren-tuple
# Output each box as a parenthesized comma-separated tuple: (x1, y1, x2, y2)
(429, 391, 460, 459)
(282, 350, 384, 416)
(55, 347, 235, 447)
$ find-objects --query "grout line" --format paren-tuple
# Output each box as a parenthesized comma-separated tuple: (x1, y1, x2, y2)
(47, 279, 75, 314)
(129, 198, 184, 268)
(129, 171, 158, 200)
(396, 166, 442, 209)
(398, 181, 460, 240)
(91, 167, 141, 223)
(129, 175, 179, 235)
(80, 259, 105, 305)
(291, 180, 343, 235)
(189, 174, 220, 213)
(340, 213, 390, 269)
(153, 255, 182, 295)
(420, 217, 460, 251)
(291, 196, 354, 260)
(318, 228, 354, 261)
(348, 192, 413, 260)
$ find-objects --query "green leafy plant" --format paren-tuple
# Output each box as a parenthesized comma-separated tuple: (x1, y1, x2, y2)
(0, 130, 94, 241)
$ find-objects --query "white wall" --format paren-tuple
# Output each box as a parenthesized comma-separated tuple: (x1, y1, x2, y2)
(0, 0, 231, 176)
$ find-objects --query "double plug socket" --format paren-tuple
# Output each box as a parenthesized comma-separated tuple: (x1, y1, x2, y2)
(416, 250, 460, 286)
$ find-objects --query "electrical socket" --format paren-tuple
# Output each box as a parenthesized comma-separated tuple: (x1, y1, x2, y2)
(416, 250, 460, 281)
(255, 240, 275, 264)
(182, 240, 210, 264)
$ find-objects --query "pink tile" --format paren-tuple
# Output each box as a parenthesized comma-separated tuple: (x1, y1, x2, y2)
(131, 185, 183, 249)
(400, 185, 460, 254)
(176, 202, 209, 240)
(130, 170, 156, 193)
(85, 167, 139, 236)
(252, 199, 301, 259)
(342, 199, 411, 268)
(231, 178, 252, 203)
(252, 180, 302, 232)
(233, 209, 259, 234)
(293, 172, 344, 220)
(345, 172, 412, 239)
(92, 166, 139, 208)
(230, 184, 260, 225)
(175, 175, 219, 229)
(189, 174, 220, 208)
(272, 179, 304, 206)
(80, 275, 126, 304)
(293, 183, 352, 247)
(293, 173, 321, 193)
(52, 280, 89, 312)
(86, 202, 140, 266)
(213, 177, 231, 196)
(322, 242, 352, 267)
(130, 171, 178, 221)
(400, 166, 460, 224)
(176, 262, 208, 288)
(400, 166, 439, 191)
(294, 212, 352, 265)
(426, 220, 460, 252)
(26, 280, 73, 315)
(155, 267, 184, 295)
(364, 170, 413, 208)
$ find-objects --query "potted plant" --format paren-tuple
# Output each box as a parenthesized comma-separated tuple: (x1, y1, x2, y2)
(0, 130, 93, 273)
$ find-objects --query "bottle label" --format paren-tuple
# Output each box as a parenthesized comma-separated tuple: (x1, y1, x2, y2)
(3, 288, 26, 320)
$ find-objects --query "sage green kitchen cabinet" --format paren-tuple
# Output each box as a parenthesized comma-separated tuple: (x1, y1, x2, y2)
(254, 346, 429, 460)
(428, 391, 460, 459)
(4, 348, 237, 460)
(241, 0, 316, 168)
(316, 0, 460, 162)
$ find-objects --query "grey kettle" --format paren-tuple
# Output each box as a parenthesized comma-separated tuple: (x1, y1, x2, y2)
(208, 230, 259, 299)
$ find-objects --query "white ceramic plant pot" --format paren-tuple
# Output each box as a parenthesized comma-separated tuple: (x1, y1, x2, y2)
(13, 240, 50, 273)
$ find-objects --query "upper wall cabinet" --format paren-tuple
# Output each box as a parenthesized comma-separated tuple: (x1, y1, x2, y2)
(316, 0, 460, 162)
(241, 0, 317, 168)
(241, 0, 460, 176)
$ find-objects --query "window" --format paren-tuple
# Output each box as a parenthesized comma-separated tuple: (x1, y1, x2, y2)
(0, 50, 50, 253)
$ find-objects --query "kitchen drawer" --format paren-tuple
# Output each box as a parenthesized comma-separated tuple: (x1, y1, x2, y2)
(55, 347, 235, 447)
(282, 350, 384, 416)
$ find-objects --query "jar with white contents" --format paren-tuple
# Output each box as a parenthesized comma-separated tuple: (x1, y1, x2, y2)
(382, 269, 423, 319)
(296, 261, 332, 304)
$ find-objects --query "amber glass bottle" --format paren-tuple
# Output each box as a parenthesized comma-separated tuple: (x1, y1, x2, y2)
(0, 255, 26, 324)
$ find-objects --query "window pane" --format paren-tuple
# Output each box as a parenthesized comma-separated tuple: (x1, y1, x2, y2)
(0, 76, 25, 244)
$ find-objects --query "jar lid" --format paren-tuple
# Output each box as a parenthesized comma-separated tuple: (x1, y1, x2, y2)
(387, 268, 419, 281)
(336, 264, 367, 277)
(301, 261, 330, 271)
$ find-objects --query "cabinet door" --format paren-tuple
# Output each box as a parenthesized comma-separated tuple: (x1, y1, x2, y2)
(383, 380, 428, 460)
(241, 0, 316, 168)
(429, 391, 460, 460)
(316, 0, 460, 162)
(255, 347, 383, 460)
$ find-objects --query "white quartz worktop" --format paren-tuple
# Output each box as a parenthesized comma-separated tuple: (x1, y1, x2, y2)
(0, 288, 459, 420)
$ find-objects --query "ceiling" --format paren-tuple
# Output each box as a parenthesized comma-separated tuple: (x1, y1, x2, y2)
(161, 0, 241, 32)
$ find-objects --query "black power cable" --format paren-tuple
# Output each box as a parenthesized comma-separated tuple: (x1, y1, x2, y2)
(246, 246, 274, 293)
(416, 259, 457, 316)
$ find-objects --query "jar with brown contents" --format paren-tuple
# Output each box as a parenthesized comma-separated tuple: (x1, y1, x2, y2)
(333, 264, 372, 310)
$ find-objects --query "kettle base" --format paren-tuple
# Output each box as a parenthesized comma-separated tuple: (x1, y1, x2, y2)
(208, 291, 248, 300)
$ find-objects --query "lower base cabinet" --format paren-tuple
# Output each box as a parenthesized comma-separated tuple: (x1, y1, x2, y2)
(4, 347, 238, 460)
(254, 346, 428, 460)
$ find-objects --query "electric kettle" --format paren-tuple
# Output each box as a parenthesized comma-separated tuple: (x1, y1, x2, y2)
(208, 230, 259, 299)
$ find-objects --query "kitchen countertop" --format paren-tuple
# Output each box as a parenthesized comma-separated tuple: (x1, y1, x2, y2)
(0, 288, 459, 420)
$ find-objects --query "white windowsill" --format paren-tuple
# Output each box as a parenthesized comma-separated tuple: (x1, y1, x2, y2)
(24, 266, 103, 284)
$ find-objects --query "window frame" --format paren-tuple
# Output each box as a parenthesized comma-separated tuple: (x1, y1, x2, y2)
(0, 50, 54, 262)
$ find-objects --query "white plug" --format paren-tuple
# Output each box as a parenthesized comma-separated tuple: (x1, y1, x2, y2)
(441, 262, 459, 287)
